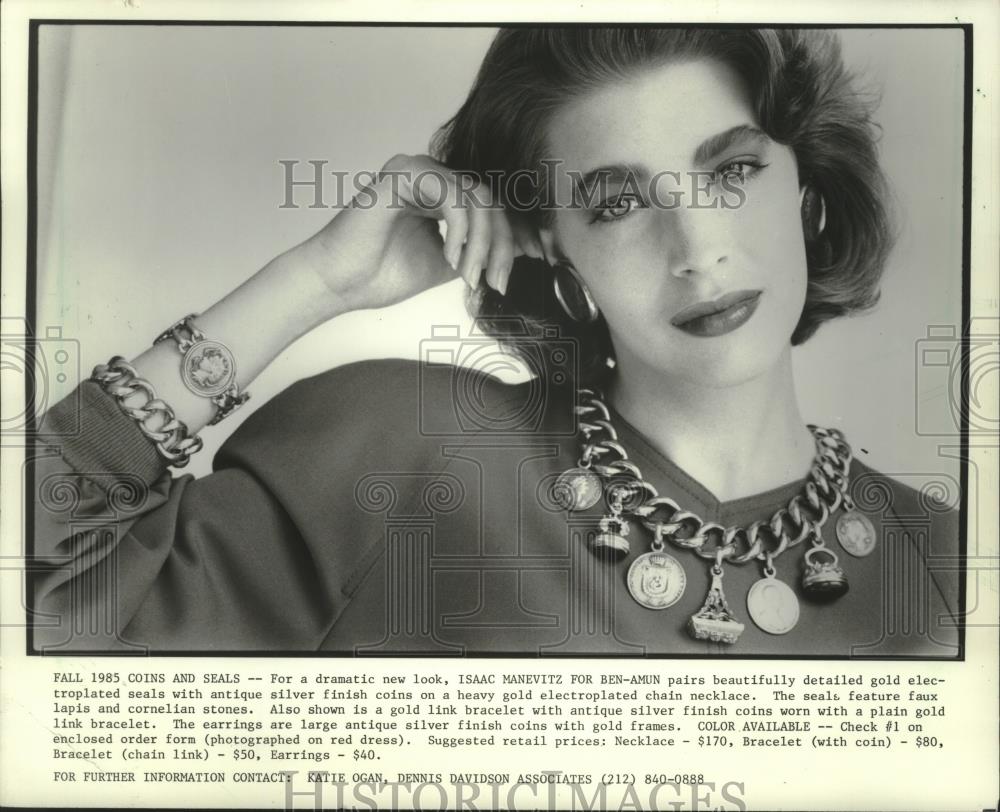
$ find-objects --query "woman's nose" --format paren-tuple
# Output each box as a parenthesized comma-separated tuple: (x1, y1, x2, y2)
(661, 204, 730, 278)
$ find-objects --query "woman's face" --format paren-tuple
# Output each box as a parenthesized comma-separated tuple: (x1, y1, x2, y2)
(541, 58, 809, 389)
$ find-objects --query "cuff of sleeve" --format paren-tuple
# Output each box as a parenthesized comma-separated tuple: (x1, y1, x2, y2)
(41, 379, 170, 486)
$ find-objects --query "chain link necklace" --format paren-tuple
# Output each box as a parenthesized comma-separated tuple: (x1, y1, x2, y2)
(553, 389, 878, 645)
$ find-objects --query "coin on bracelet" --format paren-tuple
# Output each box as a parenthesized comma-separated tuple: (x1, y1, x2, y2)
(182, 340, 237, 397)
(154, 313, 248, 423)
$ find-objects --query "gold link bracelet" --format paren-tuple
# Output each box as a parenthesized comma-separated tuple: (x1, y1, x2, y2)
(91, 356, 203, 467)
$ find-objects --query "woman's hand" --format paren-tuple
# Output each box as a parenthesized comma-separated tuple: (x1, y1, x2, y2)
(288, 153, 543, 315)
(122, 154, 545, 437)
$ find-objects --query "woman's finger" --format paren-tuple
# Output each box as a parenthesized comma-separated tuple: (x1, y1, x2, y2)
(457, 187, 493, 289)
(441, 204, 468, 275)
(511, 217, 545, 260)
(486, 207, 516, 295)
(428, 178, 468, 276)
(398, 157, 468, 277)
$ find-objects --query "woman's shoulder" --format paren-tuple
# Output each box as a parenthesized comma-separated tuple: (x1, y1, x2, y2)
(215, 358, 571, 468)
(847, 457, 961, 528)
(274, 356, 555, 429)
(846, 457, 963, 648)
(845, 455, 961, 597)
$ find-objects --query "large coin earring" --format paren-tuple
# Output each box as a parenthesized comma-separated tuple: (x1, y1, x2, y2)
(552, 261, 600, 324)
(799, 184, 827, 242)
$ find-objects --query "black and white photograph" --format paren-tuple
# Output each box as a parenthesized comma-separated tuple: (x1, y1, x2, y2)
(3, 4, 998, 811)
(23, 22, 972, 658)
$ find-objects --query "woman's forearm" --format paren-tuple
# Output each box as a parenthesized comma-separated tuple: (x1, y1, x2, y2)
(124, 246, 345, 435)
(104, 152, 528, 439)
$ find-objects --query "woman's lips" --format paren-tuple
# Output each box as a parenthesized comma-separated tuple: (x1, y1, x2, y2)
(670, 290, 763, 337)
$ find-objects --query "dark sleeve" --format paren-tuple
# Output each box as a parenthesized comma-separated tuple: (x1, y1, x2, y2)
(31, 359, 513, 652)
(30, 379, 343, 651)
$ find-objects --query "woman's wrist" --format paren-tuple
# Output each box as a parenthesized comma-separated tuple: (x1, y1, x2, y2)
(122, 247, 349, 440)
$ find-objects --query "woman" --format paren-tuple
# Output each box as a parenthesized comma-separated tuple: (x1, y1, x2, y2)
(32, 27, 960, 656)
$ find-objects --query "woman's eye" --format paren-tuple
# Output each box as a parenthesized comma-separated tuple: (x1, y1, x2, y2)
(719, 163, 748, 183)
(593, 194, 645, 223)
(714, 159, 767, 185)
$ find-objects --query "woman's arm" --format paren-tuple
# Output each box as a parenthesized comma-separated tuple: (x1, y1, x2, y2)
(30, 155, 534, 650)
(123, 247, 343, 435)
(31, 422, 329, 652)
(120, 153, 531, 436)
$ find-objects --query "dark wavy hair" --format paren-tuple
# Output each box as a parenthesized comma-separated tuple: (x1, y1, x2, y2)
(431, 27, 894, 385)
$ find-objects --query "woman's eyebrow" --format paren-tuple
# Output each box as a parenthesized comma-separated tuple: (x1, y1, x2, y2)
(693, 124, 770, 164)
(574, 125, 770, 193)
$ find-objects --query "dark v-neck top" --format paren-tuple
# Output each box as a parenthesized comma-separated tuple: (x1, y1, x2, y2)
(32, 358, 961, 658)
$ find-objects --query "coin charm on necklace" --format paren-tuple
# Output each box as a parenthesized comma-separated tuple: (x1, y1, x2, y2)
(747, 576, 800, 635)
(553, 467, 603, 511)
(835, 510, 877, 557)
(562, 389, 861, 648)
(627, 551, 686, 610)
